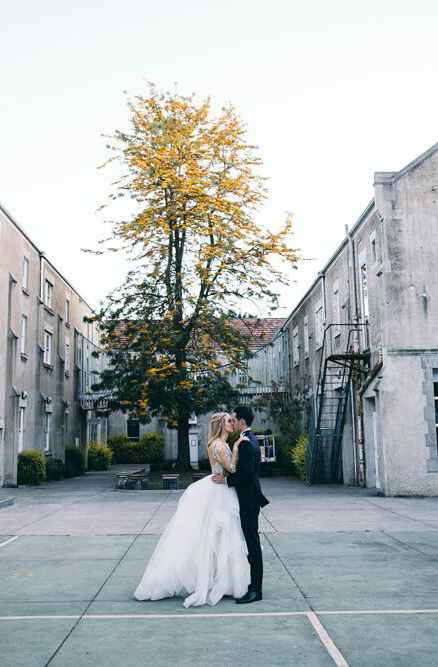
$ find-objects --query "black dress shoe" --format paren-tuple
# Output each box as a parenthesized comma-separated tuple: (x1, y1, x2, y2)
(235, 590, 262, 604)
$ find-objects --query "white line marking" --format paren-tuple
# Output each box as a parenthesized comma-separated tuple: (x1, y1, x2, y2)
(0, 536, 18, 549)
(1, 608, 438, 622)
(318, 609, 438, 616)
(84, 612, 309, 619)
(307, 612, 349, 667)
(0, 616, 80, 621)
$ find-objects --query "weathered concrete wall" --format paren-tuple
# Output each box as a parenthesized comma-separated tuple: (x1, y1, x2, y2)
(248, 142, 438, 496)
(0, 206, 107, 485)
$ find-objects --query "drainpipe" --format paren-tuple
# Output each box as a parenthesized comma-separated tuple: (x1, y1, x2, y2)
(345, 225, 366, 486)
(39, 252, 46, 302)
(345, 225, 357, 482)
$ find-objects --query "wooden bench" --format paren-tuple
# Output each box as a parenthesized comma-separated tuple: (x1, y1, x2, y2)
(161, 473, 180, 490)
(113, 467, 150, 490)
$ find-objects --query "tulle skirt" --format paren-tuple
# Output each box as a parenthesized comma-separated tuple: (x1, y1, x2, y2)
(134, 475, 250, 607)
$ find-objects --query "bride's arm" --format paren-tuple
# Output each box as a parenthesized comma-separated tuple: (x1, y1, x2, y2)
(213, 437, 248, 474)
(212, 441, 239, 473)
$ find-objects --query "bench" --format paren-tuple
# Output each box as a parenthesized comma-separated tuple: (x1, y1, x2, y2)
(113, 467, 150, 490)
(161, 473, 180, 490)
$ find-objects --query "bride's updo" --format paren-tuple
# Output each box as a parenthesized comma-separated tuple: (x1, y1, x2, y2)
(208, 412, 229, 447)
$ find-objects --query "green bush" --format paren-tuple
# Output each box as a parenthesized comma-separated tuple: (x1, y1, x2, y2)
(274, 436, 295, 471)
(88, 442, 113, 470)
(107, 434, 129, 449)
(65, 447, 85, 478)
(46, 458, 65, 481)
(290, 433, 309, 480)
(17, 450, 46, 485)
(108, 432, 164, 464)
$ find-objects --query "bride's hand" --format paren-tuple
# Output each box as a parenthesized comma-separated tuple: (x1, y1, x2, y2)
(235, 434, 250, 447)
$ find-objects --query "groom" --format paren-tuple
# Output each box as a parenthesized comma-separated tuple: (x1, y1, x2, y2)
(212, 405, 269, 603)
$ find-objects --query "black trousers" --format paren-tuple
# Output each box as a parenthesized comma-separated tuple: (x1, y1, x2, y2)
(240, 508, 263, 593)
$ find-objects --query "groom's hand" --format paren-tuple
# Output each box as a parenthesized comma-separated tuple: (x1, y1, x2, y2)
(212, 474, 225, 484)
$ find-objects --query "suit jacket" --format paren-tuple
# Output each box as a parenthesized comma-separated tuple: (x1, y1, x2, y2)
(226, 429, 270, 512)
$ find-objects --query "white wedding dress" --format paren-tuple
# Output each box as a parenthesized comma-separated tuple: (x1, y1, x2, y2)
(134, 441, 250, 607)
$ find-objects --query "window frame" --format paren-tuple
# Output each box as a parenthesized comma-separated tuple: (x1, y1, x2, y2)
(292, 326, 300, 367)
(44, 279, 54, 309)
(20, 314, 28, 356)
(43, 330, 53, 365)
(127, 418, 140, 442)
(22, 257, 29, 291)
(315, 303, 324, 350)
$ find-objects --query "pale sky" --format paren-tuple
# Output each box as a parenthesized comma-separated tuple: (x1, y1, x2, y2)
(2, 0, 438, 316)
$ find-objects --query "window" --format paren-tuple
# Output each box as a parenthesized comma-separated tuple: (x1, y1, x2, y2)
(237, 364, 248, 386)
(360, 263, 369, 320)
(434, 381, 438, 452)
(292, 326, 299, 367)
(127, 418, 140, 441)
(22, 257, 29, 290)
(65, 299, 70, 324)
(20, 315, 28, 355)
(64, 337, 70, 373)
(304, 316, 310, 358)
(18, 407, 26, 452)
(44, 280, 53, 308)
(43, 331, 53, 365)
(44, 413, 51, 451)
(315, 304, 324, 349)
(333, 281, 340, 335)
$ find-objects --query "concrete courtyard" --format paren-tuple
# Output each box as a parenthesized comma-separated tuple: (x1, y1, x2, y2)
(1, 472, 438, 666)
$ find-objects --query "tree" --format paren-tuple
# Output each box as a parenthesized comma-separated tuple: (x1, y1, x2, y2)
(91, 85, 298, 469)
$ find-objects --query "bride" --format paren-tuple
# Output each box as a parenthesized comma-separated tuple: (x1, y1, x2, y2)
(134, 412, 251, 607)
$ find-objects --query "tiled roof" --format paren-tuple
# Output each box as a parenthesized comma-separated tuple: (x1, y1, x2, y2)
(229, 318, 286, 350)
(110, 318, 286, 350)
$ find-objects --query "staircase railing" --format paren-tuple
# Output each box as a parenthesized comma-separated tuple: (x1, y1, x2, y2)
(306, 323, 369, 484)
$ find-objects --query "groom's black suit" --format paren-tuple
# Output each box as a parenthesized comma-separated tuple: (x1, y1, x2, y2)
(226, 429, 269, 594)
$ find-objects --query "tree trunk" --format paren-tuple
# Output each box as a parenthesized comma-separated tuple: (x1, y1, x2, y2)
(176, 407, 191, 471)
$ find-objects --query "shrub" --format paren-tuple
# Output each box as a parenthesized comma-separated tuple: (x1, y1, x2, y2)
(65, 447, 85, 478)
(107, 434, 129, 449)
(275, 436, 295, 471)
(46, 458, 65, 481)
(17, 450, 46, 485)
(88, 442, 113, 471)
(290, 433, 309, 480)
(107, 432, 164, 464)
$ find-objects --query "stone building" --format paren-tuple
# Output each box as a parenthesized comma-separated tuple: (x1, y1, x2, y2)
(0, 204, 107, 486)
(107, 318, 285, 465)
(246, 142, 438, 496)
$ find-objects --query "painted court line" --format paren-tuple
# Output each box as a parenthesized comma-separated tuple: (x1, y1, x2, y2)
(0, 536, 18, 549)
(2, 608, 438, 621)
(307, 612, 349, 667)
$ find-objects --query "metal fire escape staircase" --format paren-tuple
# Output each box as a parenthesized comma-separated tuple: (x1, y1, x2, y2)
(306, 324, 370, 484)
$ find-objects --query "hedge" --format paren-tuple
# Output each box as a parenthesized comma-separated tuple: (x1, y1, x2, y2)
(65, 447, 85, 478)
(88, 442, 113, 471)
(17, 450, 46, 485)
(108, 432, 164, 464)
(46, 458, 65, 481)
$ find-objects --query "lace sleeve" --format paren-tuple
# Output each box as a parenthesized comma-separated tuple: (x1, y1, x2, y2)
(213, 442, 239, 473)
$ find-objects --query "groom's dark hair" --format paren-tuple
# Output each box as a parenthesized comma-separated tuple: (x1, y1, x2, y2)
(235, 406, 254, 426)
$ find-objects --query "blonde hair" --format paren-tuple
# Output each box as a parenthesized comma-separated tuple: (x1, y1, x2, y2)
(208, 412, 229, 448)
